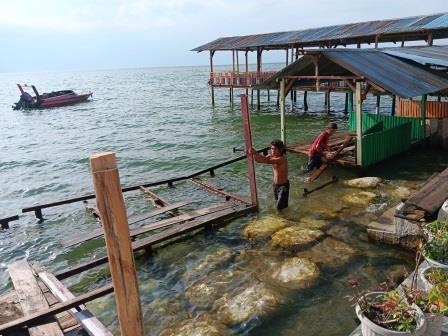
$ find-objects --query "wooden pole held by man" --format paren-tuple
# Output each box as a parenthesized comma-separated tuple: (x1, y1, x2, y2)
(90, 152, 144, 336)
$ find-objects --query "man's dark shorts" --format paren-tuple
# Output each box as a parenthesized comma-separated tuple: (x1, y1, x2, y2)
(273, 180, 289, 210)
(304, 155, 322, 173)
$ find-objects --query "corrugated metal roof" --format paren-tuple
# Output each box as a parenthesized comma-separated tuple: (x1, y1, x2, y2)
(193, 13, 448, 51)
(382, 46, 448, 67)
(256, 48, 448, 98)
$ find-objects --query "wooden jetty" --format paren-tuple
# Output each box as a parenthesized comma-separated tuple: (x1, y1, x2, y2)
(0, 95, 261, 335)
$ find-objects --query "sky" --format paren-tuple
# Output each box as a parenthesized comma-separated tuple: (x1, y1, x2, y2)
(0, 0, 447, 72)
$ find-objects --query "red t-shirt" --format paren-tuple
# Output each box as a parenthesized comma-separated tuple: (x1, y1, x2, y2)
(308, 131, 330, 157)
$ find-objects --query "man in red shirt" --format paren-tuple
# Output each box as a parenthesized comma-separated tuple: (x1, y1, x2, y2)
(304, 122, 338, 173)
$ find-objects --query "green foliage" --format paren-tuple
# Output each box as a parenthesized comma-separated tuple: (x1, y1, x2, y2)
(422, 219, 448, 264)
(360, 290, 418, 333)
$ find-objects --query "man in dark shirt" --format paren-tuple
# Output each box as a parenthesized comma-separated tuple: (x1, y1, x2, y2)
(304, 122, 338, 173)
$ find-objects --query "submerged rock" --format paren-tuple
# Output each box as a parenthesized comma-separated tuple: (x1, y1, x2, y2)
(243, 216, 288, 240)
(344, 177, 382, 188)
(298, 237, 356, 267)
(185, 282, 218, 308)
(342, 191, 378, 207)
(271, 227, 324, 248)
(270, 257, 320, 289)
(160, 314, 230, 336)
(213, 283, 280, 325)
(391, 186, 411, 199)
(194, 247, 232, 273)
(298, 218, 329, 230)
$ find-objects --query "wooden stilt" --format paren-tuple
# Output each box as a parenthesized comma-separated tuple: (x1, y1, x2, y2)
(210, 51, 215, 106)
(376, 95, 381, 114)
(277, 89, 280, 106)
(240, 94, 258, 207)
(303, 91, 308, 111)
(348, 91, 353, 114)
(268, 89, 270, 102)
(344, 92, 348, 114)
(245, 50, 249, 96)
(391, 95, 396, 116)
(421, 94, 427, 140)
(256, 48, 262, 110)
(280, 79, 286, 142)
(325, 91, 330, 113)
(90, 152, 144, 336)
(251, 89, 254, 106)
(355, 82, 363, 166)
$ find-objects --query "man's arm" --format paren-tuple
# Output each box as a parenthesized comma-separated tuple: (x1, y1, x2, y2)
(248, 148, 284, 164)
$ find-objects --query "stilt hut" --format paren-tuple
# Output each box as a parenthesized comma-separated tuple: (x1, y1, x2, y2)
(192, 12, 448, 108)
(255, 47, 448, 168)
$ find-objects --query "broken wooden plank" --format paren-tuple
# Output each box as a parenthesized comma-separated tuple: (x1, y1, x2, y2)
(0, 283, 114, 334)
(62, 199, 193, 247)
(191, 178, 252, 205)
(7, 260, 64, 336)
(56, 204, 256, 280)
(38, 270, 113, 336)
(139, 186, 169, 207)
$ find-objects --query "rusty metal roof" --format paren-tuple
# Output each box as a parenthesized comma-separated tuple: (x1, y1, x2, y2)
(193, 13, 448, 52)
(382, 45, 448, 67)
(257, 48, 448, 98)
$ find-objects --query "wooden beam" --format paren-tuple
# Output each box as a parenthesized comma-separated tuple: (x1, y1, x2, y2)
(355, 82, 363, 166)
(7, 260, 64, 336)
(191, 178, 251, 205)
(0, 284, 114, 334)
(139, 186, 169, 207)
(90, 152, 144, 336)
(280, 79, 286, 142)
(35, 266, 113, 336)
(0, 214, 19, 229)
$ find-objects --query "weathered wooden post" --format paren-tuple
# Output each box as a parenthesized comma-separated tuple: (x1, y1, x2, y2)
(421, 94, 427, 140)
(210, 51, 215, 106)
(355, 82, 363, 166)
(280, 78, 286, 143)
(391, 95, 396, 116)
(376, 95, 381, 114)
(90, 152, 144, 336)
(240, 95, 259, 208)
(303, 91, 308, 111)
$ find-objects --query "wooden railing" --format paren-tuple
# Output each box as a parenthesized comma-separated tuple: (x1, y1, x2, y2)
(396, 97, 448, 118)
(210, 71, 276, 87)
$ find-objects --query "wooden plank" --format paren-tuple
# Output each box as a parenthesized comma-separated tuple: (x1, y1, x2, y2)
(191, 178, 251, 205)
(38, 270, 112, 335)
(62, 199, 193, 247)
(139, 186, 169, 207)
(90, 152, 144, 336)
(7, 260, 64, 336)
(56, 205, 256, 280)
(0, 284, 114, 333)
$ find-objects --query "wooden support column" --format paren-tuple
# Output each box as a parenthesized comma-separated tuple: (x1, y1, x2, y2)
(280, 79, 286, 143)
(374, 35, 379, 48)
(376, 95, 381, 114)
(210, 51, 215, 106)
(421, 94, 427, 140)
(231, 50, 235, 104)
(240, 94, 258, 207)
(236, 50, 239, 73)
(303, 91, 308, 111)
(355, 82, 363, 166)
(90, 152, 144, 336)
(325, 91, 330, 113)
(257, 47, 262, 110)
(245, 50, 249, 96)
(427, 33, 433, 46)
(391, 95, 396, 116)
(348, 90, 353, 114)
(290, 49, 294, 103)
(344, 92, 348, 114)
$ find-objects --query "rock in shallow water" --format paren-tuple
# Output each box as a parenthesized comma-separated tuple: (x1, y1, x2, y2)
(298, 237, 356, 267)
(160, 314, 230, 336)
(213, 283, 280, 325)
(342, 191, 378, 207)
(270, 257, 320, 289)
(243, 215, 288, 240)
(298, 218, 329, 230)
(185, 282, 218, 308)
(271, 227, 324, 248)
(344, 177, 382, 188)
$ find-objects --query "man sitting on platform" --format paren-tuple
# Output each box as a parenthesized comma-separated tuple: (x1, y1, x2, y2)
(249, 140, 289, 210)
(304, 122, 338, 173)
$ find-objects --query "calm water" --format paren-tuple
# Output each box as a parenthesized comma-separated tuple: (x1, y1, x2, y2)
(0, 64, 446, 335)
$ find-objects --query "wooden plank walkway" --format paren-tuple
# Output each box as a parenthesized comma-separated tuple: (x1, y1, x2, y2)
(7, 260, 64, 335)
(397, 168, 448, 220)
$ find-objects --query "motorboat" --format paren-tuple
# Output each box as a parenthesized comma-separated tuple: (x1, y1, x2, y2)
(13, 84, 92, 110)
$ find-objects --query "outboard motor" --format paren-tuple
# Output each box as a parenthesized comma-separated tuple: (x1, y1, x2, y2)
(13, 92, 34, 110)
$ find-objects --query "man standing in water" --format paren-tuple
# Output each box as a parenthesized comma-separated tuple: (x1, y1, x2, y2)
(249, 139, 289, 210)
(304, 122, 338, 173)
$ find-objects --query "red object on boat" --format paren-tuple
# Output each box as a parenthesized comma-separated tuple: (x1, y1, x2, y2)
(13, 84, 92, 110)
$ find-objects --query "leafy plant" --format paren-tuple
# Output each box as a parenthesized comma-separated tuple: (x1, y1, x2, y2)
(425, 268, 448, 288)
(422, 219, 448, 264)
(406, 286, 448, 315)
(358, 290, 419, 332)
